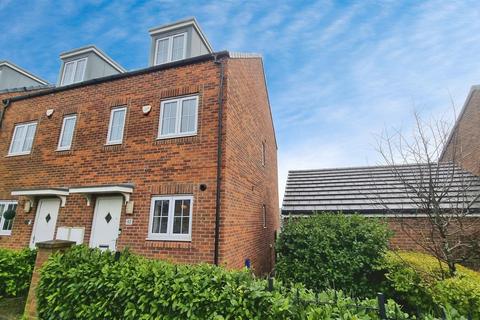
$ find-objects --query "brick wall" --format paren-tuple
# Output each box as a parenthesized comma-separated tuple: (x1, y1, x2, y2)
(441, 88, 480, 174)
(220, 58, 280, 275)
(386, 217, 480, 266)
(0, 59, 220, 264)
(0, 56, 279, 273)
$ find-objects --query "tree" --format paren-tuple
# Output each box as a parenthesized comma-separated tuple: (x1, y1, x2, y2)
(376, 111, 480, 276)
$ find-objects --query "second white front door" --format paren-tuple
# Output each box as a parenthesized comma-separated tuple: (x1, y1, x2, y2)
(30, 198, 61, 249)
(90, 196, 123, 251)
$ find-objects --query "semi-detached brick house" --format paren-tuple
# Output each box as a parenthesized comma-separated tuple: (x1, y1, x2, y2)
(0, 18, 279, 275)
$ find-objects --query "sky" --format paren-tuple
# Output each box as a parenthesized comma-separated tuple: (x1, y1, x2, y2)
(1, 0, 480, 203)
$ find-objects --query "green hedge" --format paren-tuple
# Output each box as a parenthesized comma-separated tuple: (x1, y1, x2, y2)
(381, 251, 480, 318)
(37, 245, 409, 320)
(276, 214, 392, 296)
(0, 248, 36, 298)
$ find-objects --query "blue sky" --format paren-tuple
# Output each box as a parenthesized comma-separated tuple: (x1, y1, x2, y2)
(2, 0, 480, 201)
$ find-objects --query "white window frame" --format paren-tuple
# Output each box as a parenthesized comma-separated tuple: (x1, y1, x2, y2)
(60, 57, 88, 86)
(57, 114, 77, 151)
(106, 107, 127, 145)
(154, 32, 187, 65)
(158, 95, 198, 139)
(8, 122, 37, 156)
(147, 195, 193, 241)
(0, 201, 17, 236)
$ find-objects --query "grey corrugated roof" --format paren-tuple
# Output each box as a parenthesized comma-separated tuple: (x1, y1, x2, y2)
(282, 162, 480, 215)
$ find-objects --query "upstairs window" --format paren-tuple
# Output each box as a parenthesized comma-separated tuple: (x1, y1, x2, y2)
(148, 195, 193, 241)
(106, 107, 127, 145)
(0, 201, 17, 236)
(154, 33, 187, 65)
(9, 122, 37, 156)
(158, 96, 198, 139)
(61, 58, 87, 85)
(57, 114, 77, 151)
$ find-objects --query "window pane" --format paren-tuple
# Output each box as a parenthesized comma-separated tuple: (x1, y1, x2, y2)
(74, 59, 86, 83)
(62, 62, 75, 85)
(156, 38, 169, 64)
(11, 126, 26, 154)
(172, 199, 190, 234)
(152, 200, 169, 234)
(0, 204, 16, 231)
(172, 35, 185, 61)
(109, 109, 126, 142)
(161, 102, 177, 135)
(22, 124, 36, 152)
(180, 99, 196, 133)
(60, 116, 76, 148)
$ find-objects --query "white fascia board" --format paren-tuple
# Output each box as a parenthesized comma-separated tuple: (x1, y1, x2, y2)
(11, 188, 69, 207)
(60, 46, 126, 73)
(11, 189, 69, 197)
(0, 61, 49, 85)
(69, 185, 133, 194)
(149, 18, 213, 53)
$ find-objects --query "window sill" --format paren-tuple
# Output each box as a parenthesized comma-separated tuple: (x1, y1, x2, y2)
(157, 132, 197, 140)
(105, 141, 123, 146)
(6, 152, 31, 157)
(0, 232, 12, 236)
(146, 236, 191, 242)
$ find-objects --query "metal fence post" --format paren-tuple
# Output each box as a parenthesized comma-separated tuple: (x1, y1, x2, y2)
(268, 277, 274, 292)
(377, 293, 387, 320)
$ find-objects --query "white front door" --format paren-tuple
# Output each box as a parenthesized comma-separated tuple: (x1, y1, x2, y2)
(90, 196, 123, 251)
(30, 198, 61, 249)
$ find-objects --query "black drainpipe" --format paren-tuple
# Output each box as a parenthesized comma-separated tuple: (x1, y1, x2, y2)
(0, 99, 11, 129)
(213, 55, 225, 266)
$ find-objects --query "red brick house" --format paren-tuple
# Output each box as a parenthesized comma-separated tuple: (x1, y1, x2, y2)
(441, 85, 480, 173)
(0, 18, 279, 275)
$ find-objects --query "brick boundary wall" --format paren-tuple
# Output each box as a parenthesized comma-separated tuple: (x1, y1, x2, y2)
(24, 240, 75, 319)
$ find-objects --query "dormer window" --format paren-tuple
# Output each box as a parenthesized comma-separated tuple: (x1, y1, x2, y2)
(154, 33, 187, 65)
(61, 58, 87, 86)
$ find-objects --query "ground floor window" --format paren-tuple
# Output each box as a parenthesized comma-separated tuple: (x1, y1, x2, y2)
(0, 201, 17, 236)
(148, 195, 193, 241)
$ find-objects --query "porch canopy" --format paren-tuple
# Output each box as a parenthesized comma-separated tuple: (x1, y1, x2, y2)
(11, 188, 69, 207)
(69, 184, 134, 206)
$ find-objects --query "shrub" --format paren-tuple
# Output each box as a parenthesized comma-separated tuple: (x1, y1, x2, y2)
(0, 248, 36, 298)
(37, 245, 409, 320)
(381, 251, 480, 318)
(276, 214, 392, 296)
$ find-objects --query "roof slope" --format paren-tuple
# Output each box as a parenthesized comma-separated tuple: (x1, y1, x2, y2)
(282, 162, 480, 215)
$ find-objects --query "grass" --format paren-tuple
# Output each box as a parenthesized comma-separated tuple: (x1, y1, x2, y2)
(0, 296, 26, 320)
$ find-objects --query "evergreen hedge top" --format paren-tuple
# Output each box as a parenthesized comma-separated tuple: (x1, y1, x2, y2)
(37, 245, 409, 320)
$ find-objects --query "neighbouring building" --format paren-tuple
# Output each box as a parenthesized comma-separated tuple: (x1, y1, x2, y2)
(0, 18, 279, 275)
(441, 85, 480, 174)
(282, 163, 480, 251)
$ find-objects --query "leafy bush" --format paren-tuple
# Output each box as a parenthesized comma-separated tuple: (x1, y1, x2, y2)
(381, 251, 480, 318)
(0, 248, 36, 298)
(37, 245, 409, 320)
(276, 214, 392, 296)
